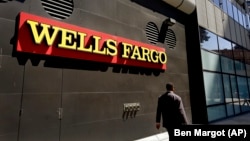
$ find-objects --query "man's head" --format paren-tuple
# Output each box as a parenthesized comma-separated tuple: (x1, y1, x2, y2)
(166, 83, 174, 91)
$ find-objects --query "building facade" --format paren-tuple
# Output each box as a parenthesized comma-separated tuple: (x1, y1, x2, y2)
(196, 0, 250, 122)
(0, 0, 249, 141)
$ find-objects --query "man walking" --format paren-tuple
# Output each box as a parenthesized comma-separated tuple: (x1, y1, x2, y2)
(156, 82, 188, 141)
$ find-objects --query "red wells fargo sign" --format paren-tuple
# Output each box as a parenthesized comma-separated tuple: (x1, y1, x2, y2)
(16, 12, 167, 70)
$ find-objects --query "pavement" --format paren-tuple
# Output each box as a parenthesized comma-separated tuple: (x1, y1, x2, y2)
(135, 131, 169, 141)
(135, 112, 250, 141)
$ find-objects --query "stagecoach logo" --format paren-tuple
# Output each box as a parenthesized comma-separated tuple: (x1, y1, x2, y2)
(16, 12, 167, 70)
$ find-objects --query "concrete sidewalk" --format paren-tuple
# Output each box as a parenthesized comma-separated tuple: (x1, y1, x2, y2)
(135, 112, 250, 141)
(134, 132, 169, 141)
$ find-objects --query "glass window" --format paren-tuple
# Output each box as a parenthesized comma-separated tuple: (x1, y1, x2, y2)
(234, 60, 246, 75)
(237, 76, 249, 100)
(233, 44, 246, 76)
(246, 15, 250, 28)
(230, 75, 239, 102)
(248, 78, 250, 96)
(243, 49, 250, 63)
(204, 72, 224, 105)
(237, 76, 250, 112)
(240, 100, 250, 112)
(200, 28, 219, 52)
(238, 8, 244, 26)
(214, 0, 220, 8)
(243, 49, 250, 76)
(218, 37, 234, 74)
(231, 75, 241, 114)
(221, 56, 235, 73)
(233, 5, 239, 22)
(247, 78, 250, 111)
(223, 74, 233, 103)
(207, 105, 226, 122)
(227, 0, 233, 18)
(246, 64, 250, 76)
(222, 0, 228, 13)
(226, 103, 234, 116)
(218, 36, 233, 59)
(233, 102, 241, 114)
(202, 50, 221, 71)
(243, 14, 247, 28)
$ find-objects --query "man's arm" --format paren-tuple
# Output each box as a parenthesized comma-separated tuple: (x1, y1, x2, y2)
(178, 99, 189, 124)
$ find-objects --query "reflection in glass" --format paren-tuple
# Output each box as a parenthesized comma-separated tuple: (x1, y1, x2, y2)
(207, 105, 226, 122)
(221, 56, 235, 74)
(218, 36, 233, 59)
(237, 8, 244, 26)
(243, 14, 247, 28)
(237, 76, 250, 112)
(200, 28, 218, 52)
(233, 102, 241, 114)
(248, 78, 250, 96)
(243, 49, 250, 76)
(233, 44, 244, 61)
(233, 44, 246, 76)
(218, 37, 235, 74)
(230, 75, 239, 102)
(222, 0, 228, 14)
(227, 0, 233, 18)
(243, 48, 250, 64)
(233, 5, 238, 22)
(204, 72, 224, 105)
(240, 101, 250, 112)
(237, 76, 249, 100)
(226, 103, 234, 116)
(234, 60, 246, 76)
(223, 74, 233, 103)
(213, 0, 220, 8)
(246, 15, 250, 28)
(202, 50, 221, 71)
(246, 64, 250, 76)
(237, 76, 249, 112)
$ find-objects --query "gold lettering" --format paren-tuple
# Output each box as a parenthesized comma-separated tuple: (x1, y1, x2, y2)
(150, 50, 159, 63)
(122, 42, 133, 58)
(159, 52, 167, 64)
(131, 46, 142, 60)
(57, 27, 77, 50)
(141, 47, 151, 62)
(27, 20, 60, 46)
(106, 39, 118, 56)
(92, 36, 106, 55)
(77, 32, 92, 53)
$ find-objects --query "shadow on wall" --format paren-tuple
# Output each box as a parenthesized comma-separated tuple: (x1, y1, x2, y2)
(11, 52, 163, 77)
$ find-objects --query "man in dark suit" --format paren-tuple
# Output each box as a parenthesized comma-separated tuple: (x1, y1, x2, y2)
(156, 82, 188, 141)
